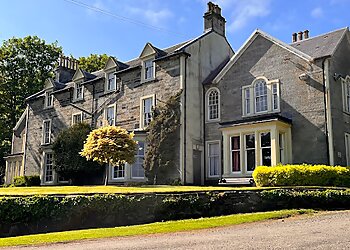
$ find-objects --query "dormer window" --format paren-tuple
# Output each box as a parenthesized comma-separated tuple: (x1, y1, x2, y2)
(144, 59, 154, 80)
(45, 90, 54, 108)
(107, 72, 116, 92)
(74, 82, 84, 101)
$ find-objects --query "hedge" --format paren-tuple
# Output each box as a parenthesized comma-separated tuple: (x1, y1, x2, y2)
(253, 164, 350, 187)
(12, 176, 40, 187)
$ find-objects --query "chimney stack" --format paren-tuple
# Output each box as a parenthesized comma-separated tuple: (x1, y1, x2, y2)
(298, 31, 303, 41)
(203, 2, 226, 36)
(304, 30, 309, 39)
(292, 33, 297, 43)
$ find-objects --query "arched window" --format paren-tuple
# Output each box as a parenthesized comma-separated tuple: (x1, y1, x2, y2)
(254, 79, 268, 112)
(207, 88, 220, 121)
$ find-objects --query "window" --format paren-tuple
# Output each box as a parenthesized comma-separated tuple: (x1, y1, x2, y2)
(113, 164, 125, 179)
(107, 72, 116, 92)
(131, 141, 145, 178)
(45, 91, 53, 108)
(105, 105, 115, 126)
(74, 82, 83, 100)
(72, 113, 82, 125)
(230, 136, 240, 172)
(279, 133, 285, 164)
(242, 78, 280, 116)
(207, 88, 220, 121)
(42, 120, 51, 145)
(255, 79, 268, 113)
(208, 142, 220, 177)
(141, 96, 154, 128)
(345, 133, 350, 166)
(245, 134, 256, 172)
(260, 132, 271, 166)
(144, 59, 154, 80)
(44, 153, 53, 183)
(342, 77, 350, 113)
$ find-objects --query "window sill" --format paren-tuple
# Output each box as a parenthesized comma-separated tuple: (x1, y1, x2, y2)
(72, 98, 84, 103)
(141, 78, 157, 84)
(242, 110, 280, 118)
(206, 119, 221, 124)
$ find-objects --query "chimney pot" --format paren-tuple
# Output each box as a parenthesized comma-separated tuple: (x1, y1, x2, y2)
(304, 30, 309, 39)
(204, 1, 226, 36)
(292, 33, 297, 43)
(298, 31, 303, 41)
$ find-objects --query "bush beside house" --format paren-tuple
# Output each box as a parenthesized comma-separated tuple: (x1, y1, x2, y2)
(253, 164, 350, 187)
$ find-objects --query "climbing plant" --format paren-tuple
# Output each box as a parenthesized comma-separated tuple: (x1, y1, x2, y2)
(144, 90, 182, 184)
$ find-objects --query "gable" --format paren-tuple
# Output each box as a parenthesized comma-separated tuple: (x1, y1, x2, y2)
(72, 68, 85, 81)
(213, 30, 313, 84)
(44, 79, 54, 89)
(104, 57, 118, 71)
(139, 43, 157, 58)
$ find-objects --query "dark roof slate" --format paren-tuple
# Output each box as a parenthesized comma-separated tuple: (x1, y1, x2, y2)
(290, 27, 348, 59)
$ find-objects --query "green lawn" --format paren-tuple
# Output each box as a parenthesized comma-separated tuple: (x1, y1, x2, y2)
(0, 185, 267, 196)
(0, 209, 313, 247)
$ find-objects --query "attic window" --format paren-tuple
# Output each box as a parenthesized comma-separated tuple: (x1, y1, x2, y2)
(107, 72, 116, 91)
(45, 90, 54, 108)
(144, 59, 154, 81)
(74, 82, 84, 101)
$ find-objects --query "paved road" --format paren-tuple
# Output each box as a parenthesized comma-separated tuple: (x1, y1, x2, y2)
(5, 210, 350, 250)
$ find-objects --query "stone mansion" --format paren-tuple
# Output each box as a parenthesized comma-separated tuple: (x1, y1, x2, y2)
(4, 2, 350, 185)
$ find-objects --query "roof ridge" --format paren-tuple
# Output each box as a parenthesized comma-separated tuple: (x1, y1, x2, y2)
(290, 27, 348, 44)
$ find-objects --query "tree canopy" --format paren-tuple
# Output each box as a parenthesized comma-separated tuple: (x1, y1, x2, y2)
(77, 54, 109, 73)
(144, 91, 182, 184)
(52, 123, 101, 184)
(0, 36, 62, 182)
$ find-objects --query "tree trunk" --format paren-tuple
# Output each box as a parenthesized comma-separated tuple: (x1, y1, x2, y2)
(104, 164, 108, 186)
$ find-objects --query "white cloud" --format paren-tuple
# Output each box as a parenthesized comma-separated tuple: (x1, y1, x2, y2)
(311, 7, 323, 18)
(226, 0, 271, 32)
(126, 6, 173, 26)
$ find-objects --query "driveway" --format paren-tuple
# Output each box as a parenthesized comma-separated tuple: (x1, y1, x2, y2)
(4, 210, 350, 250)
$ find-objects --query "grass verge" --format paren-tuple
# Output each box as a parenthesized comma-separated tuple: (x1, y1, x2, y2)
(0, 209, 313, 247)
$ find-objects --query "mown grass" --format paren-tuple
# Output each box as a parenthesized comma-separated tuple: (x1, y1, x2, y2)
(0, 209, 313, 247)
(0, 185, 269, 196)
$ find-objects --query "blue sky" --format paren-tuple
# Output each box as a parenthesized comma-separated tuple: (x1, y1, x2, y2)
(1, 0, 349, 63)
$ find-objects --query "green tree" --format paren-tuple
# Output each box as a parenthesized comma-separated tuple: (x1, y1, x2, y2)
(144, 91, 182, 184)
(0, 36, 62, 183)
(52, 123, 101, 185)
(80, 126, 138, 184)
(77, 54, 109, 72)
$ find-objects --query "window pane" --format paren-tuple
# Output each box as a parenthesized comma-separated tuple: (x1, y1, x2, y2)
(113, 165, 125, 178)
(260, 132, 271, 147)
(143, 98, 153, 126)
(245, 134, 255, 149)
(208, 143, 219, 176)
(231, 136, 240, 150)
(232, 151, 240, 172)
(144, 60, 153, 79)
(45, 153, 53, 182)
(246, 150, 255, 171)
(108, 73, 115, 90)
(208, 90, 219, 120)
(255, 80, 268, 112)
(262, 148, 271, 166)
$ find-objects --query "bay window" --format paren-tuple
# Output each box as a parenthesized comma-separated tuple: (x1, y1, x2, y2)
(260, 132, 271, 166)
(131, 141, 145, 178)
(245, 134, 256, 172)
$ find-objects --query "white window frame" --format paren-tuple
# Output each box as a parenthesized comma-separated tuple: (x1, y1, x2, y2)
(42, 119, 51, 145)
(131, 141, 146, 179)
(341, 76, 350, 114)
(242, 77, 280, 117)
(345, 133, 350, 166)
(207, 141, 221, 178)
(44, 90, 54, 108)
(141, 57, 156, 83)
(206, 87, 220, 122)
(140, 94, 155, 129)
(105, 71, 116, 92)
(244, 133, 256, 174)
(259, 131, 272, 166)
(111, 164, 125, 180)
(230, 135, 241, 173)
(105, 104, 116, 126)
(73, 81, 84, 101)
(43, 151, 54, 184)
(71, 112, 83, 125)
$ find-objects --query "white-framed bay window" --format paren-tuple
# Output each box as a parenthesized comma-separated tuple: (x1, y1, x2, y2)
(221, 120, 292, 178)
(207, 141, 220, 177)
(242, 77, 280, 116)
(140, 95, 155, 129)
(206, 87, 220, 122)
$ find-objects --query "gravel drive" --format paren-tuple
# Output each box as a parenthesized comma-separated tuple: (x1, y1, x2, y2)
(4, 210, 350, 250)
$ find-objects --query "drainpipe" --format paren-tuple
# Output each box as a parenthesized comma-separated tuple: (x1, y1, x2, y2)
(23, 105, 30, 176)
(183, 56, 188, 185)
(322, 56, 334, 165)
(202, 84, 206, 185)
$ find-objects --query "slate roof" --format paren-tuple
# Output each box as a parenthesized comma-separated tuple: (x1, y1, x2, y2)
(290, 27, 348, 59)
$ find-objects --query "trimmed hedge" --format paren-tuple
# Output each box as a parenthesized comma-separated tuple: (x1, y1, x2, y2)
(12, 176, 40, 187)
(253, 164, 350, 187)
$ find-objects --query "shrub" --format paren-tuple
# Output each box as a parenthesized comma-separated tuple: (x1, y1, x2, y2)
(12, 175, 40, 187)
(253, 164, 350, 187)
